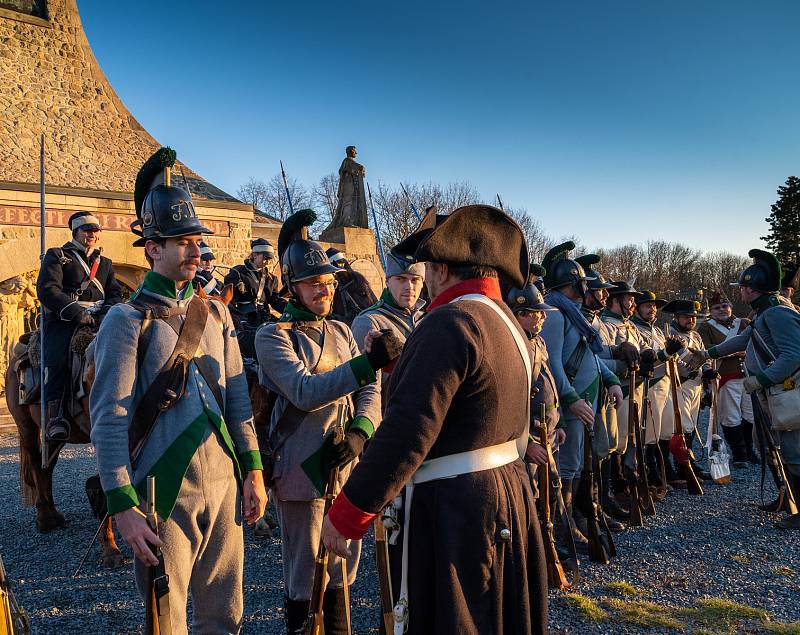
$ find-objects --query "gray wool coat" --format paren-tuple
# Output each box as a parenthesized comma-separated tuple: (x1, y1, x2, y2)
(255, 319, 381, 501)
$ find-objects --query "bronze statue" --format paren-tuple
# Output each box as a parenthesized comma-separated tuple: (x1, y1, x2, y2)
(325, 146, 369, 231)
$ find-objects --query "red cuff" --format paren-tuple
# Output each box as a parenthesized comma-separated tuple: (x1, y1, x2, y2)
(328, 490, 377, 540)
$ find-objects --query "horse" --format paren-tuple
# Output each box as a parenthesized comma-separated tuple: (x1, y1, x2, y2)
(5, 327, 125, 569)
(330, 264, 379, 325)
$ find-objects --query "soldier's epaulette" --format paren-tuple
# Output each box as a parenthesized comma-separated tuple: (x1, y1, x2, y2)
(276, 321, 294, 331)
(356, 299, 385, 318)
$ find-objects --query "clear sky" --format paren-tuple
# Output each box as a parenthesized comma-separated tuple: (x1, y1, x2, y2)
(77, 0, 799, 255)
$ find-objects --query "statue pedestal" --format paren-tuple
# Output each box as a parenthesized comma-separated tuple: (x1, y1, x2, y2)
(319, 226, 376, 254)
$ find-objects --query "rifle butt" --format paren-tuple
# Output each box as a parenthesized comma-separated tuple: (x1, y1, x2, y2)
(629, 500, 644, 527)
(682, 464, 704, 496)
(587, 536, 610, 565)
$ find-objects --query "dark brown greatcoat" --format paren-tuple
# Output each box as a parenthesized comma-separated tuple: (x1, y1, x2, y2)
(341, 296, 548, 635)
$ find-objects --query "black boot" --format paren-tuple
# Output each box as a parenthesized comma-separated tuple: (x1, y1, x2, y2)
(660, 440, 686, 488)
(284, 596, 310, 635)
(559, 477, 588, 555)
(44, 399, 70, 442)
(722, 424, 748, 468)
(323, 586, 350, 635)
(600, 458, 629, 520)
(776, 473, 800, 530)
(645, 445, 668, 501)
(740, 419, 760, 464)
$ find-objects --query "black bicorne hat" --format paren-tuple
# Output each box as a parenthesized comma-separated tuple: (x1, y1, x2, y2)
(394, 205, 529, 288)
(607, 280, 643, 299)
(131, 147, 213, 247)
(662, 299, 707, 317)
(635, 289, 667, 308)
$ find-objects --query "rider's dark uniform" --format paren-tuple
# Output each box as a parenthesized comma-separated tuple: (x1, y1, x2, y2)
(225, 238, 286, 327)
(36, 212, 122, 438)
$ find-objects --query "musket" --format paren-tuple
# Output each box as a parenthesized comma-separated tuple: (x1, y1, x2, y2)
(622, 370, 644, 527)
(535, 403, 570, 589)
(373, 517, 394, 632)
(399, 182, 423, 222)
(280, 160, 295, 216)
(145, 476, 171, 635)
(366, 183, 388, 271)
(581, 396, 614, 564)
(667, 358, 703, 495)
(39, 134, 48, 471)
(632, 378, 656, 515)
(750, 383, 798, 515)
(305, 404, 350, 635)
(496, 193, 505, 211)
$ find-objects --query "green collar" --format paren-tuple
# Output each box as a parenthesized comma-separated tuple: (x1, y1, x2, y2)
(750, 293, 780, 313)
(279, 300, 325, 323)
(602, 308, 625, 321)
(141, 271, 194, 300)
(380, 287, 401, 310)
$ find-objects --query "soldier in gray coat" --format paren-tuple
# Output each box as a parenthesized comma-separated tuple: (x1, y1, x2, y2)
(351, 248, 425, 404)
(254, 209, 399, 634)
(91, 148, 267, 634)
(691, 249, 800, 529)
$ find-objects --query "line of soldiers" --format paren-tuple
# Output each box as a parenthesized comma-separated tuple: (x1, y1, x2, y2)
(35, 146, 800, 634)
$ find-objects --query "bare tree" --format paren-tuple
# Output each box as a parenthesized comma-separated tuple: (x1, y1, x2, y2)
(506, 207, 553, 263)
(236, 177, 270, 211)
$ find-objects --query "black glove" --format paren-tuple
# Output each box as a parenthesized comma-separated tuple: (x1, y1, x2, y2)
(640, 348, 658, 365)
(365, 330, 404, 370)
(664, 336, 683, 356)
(702, 368, 721, 381)
(613, 341, 640, 369)
(639, 361, 654, 377)
(73, 311, 94, 327)
(324, 429, 367, 471)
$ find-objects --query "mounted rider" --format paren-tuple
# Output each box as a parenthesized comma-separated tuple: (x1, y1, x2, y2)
(225, 237, 286, 327)
(192, 241, 221, 296)
(36, 211, 122, 441)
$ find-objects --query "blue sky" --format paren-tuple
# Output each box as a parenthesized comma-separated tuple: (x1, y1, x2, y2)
(77, 0, 799, 255)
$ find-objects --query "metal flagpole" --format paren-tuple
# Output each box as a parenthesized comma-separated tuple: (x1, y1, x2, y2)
(399, 183, 422, 222)
(39, 134, 48, 470)
(280, 160, 294, 216)
(366, 183, 388, 271)
(496, 193, 505, 211)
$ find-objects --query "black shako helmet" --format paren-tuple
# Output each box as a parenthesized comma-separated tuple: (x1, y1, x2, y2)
(131, 147, 212, 247)
(736, 249, 782, 294)
(542, 241, 592, 292)
(506, 283, 556, 312)
(278, 209, 338, 285)
(575, 254, 615, 291)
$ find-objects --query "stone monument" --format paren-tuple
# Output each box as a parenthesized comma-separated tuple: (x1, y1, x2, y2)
(320, 146, 369, 242)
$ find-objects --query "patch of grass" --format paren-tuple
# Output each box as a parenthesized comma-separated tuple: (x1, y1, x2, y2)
(773, 566, 794, 577)
(601, 597, 684, 630)
(730, 554, 750, 564)
(678, 597, 769, 632)
(605, 581, 643, 597)
(560, 592, 608, 622)
(763, 623, 800, 635)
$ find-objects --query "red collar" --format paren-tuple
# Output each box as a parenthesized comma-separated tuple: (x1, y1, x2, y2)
(427, 277, 502, 312)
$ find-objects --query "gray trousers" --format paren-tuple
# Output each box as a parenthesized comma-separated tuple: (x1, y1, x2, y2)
(135, 428, 244, 634)
(276, 497, 361, 601)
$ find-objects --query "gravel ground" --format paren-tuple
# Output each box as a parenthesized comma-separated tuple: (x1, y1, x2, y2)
(1, 432, 798, 634)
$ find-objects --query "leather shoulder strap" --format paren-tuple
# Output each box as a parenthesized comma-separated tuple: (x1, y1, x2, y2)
(128, 296, 209, 464)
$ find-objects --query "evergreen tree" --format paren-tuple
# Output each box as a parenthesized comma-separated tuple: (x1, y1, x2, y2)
(762, 176, 800, 263)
